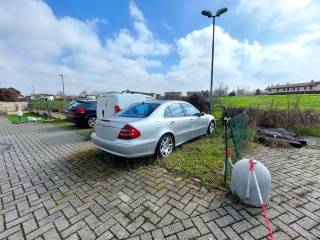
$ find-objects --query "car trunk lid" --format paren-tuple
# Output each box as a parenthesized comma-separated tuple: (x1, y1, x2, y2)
(95, 117, 140, 141)
(67, 101, 87, 116)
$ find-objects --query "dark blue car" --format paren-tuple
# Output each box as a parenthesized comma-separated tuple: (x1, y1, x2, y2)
(66, 100, 97, 128)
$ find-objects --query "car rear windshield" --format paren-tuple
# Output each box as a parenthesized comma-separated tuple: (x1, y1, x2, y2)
(70, 101, 96, 109)
(118, 103, 160, 118)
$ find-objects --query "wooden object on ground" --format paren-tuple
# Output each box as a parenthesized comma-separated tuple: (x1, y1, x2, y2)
(256, 127, 307, 148)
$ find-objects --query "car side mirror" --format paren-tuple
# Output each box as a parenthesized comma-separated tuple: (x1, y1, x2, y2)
(196, 112, 205, 117)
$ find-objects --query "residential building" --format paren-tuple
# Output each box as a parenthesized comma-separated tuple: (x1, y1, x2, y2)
(265, 80, 320, 94)
(187, 91, 201, 97)
(164, 92, 183, 100)
(38, 94, 54, 100)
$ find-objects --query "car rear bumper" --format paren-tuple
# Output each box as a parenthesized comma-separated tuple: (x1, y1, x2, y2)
(91, 133, 157, 158)
(66, 114, 85, 123)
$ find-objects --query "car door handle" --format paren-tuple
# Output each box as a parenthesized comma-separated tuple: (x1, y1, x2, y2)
(170, 121, 175, 125)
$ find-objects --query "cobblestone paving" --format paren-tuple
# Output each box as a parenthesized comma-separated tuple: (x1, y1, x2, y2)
(1, 117, 320, 239)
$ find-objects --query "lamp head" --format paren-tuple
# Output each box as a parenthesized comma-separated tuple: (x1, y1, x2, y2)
(216, 7, 228, 17)
(201, 10, 213, 18)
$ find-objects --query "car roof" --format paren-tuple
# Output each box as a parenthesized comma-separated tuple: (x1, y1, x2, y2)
(76, 100, 97, 103)
(141, 100, 188, 104)
(100, 93, 154, 98)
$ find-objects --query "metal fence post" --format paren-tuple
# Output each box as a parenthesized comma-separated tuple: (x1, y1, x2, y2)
(224, 114, 230, 184)
(223, 106, 240, 160)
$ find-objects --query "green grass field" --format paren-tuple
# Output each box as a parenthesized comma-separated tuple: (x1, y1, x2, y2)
(217, 94, 320, 112)
(296, 125, 320, 137)
(161, 126, 225, 186)
(7, 112, 43, 123)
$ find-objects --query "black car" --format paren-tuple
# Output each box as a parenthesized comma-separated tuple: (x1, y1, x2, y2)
(66, 100, 97, 127)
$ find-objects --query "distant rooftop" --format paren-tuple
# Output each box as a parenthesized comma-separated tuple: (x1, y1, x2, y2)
(266, 80, 319, 89)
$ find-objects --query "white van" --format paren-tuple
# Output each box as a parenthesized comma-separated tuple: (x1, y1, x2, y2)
(97, 93, 155, 120)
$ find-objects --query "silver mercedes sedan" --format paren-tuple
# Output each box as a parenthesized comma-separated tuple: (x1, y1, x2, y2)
(91, 100, 215, 158)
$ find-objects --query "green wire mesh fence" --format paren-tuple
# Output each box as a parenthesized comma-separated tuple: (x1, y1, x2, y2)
(223, 106, 250, 184)
(28, 100, 68, 113)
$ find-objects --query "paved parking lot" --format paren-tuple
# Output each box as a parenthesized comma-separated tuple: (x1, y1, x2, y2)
(1, 117, 320, 239)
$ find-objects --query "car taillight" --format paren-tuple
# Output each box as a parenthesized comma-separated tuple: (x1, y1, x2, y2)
(75, 108, 86, 114)
(114, 105, 121, 113)
(118, 124, 141, 140)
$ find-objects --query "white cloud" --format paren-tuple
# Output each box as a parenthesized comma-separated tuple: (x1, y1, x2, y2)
(163, 26, 243, 91)
(105, 1, 171, 57)
(128, 1, 144, 22)
(237, 0, 320, 30)
(0, 0, 171, 94)
(163, 23, 173, 31)
(165, 24, 320, 91)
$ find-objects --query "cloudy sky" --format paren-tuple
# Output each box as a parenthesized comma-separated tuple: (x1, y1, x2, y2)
(1, 0, 320, 95)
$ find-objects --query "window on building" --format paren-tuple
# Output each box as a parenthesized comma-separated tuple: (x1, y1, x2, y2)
(304, 86, 307, 90)
(310, 86, 313, 90)
(293, 87, 295, 91)
(277, 88, 279, 92)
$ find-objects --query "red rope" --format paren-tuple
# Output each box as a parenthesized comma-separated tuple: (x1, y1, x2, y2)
(249, 159, 273, 240)
(249, 158, 255, 171)
(261, 204, 273, 240)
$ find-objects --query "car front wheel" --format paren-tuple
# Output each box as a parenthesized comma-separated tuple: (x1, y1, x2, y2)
(157, 134, 174, 158)
(87, 117, 96, 128)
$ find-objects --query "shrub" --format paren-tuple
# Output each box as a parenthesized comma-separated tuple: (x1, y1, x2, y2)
(228, 91, 236, 96)
(184, 94, 210, 113)
(223, 106, 320, 132)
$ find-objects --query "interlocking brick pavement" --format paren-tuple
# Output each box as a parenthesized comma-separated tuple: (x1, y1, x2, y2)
(1, 117, 320, 239)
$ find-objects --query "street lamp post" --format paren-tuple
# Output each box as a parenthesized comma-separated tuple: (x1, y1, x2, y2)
(59, 74, 66, 112)
(201, 7, 228, 113)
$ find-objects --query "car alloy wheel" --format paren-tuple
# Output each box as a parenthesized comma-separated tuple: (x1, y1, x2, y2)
(88, 117, 96, 128)
(208, 121, 215, 134)
(159, 135, 173, 157)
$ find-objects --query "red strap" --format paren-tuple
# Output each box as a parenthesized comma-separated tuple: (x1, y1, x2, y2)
(250, 159, 273, 239)
(249, 159, 255, 171)
(261, 204, 273, 240)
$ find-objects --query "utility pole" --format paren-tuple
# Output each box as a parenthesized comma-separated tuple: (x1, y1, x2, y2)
(201, 7, 228, 113)
(59, 74, 67, 112)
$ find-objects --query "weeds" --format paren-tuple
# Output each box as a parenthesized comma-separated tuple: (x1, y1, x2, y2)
(295, 125, 320, 137)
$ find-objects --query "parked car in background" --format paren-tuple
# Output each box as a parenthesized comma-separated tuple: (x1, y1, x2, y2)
(91, 100, 215, 158)
(66, 100, 97, 127)
(97, 93, 155, 120)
